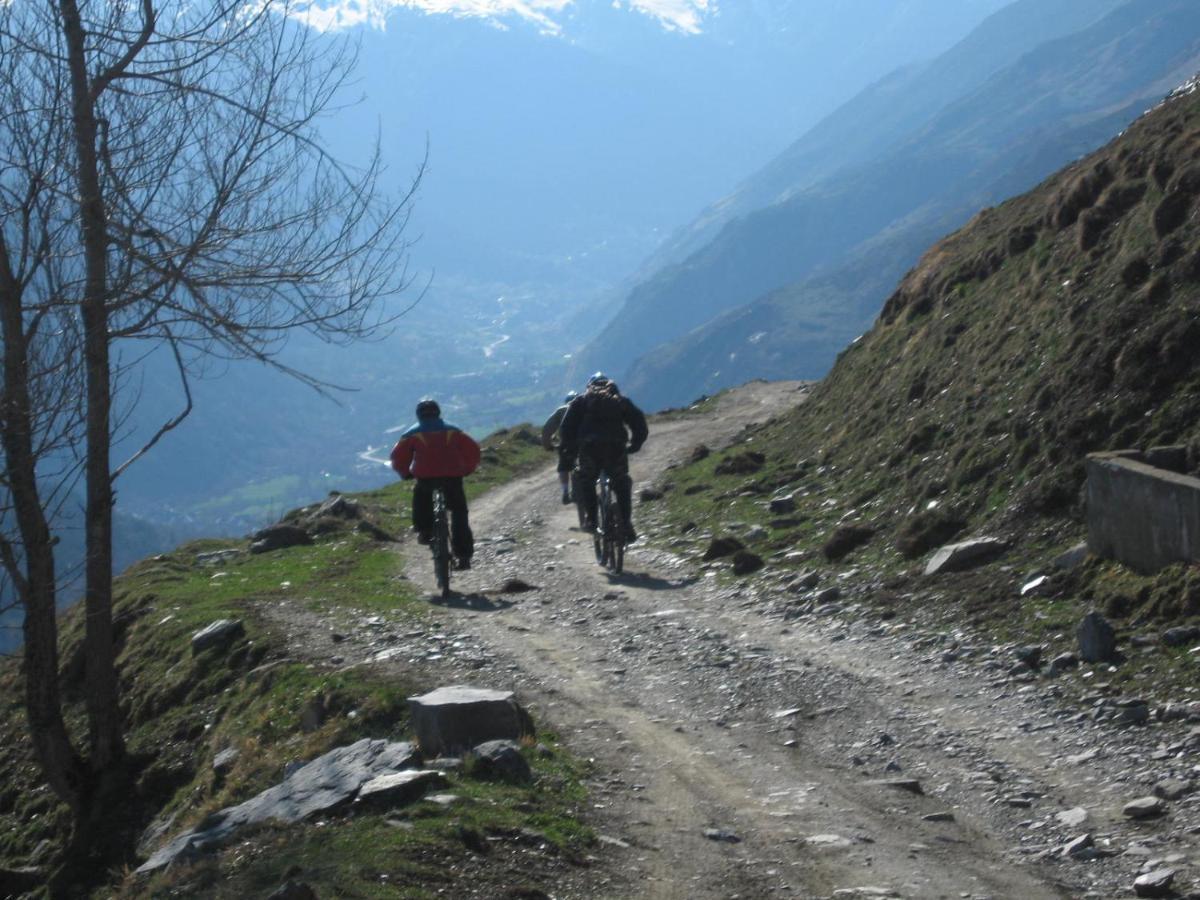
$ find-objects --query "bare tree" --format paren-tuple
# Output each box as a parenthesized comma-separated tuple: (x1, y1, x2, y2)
(0, 0, 417, 886)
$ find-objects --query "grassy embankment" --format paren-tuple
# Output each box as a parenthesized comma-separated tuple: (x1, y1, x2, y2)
(0, 425, 588, 898)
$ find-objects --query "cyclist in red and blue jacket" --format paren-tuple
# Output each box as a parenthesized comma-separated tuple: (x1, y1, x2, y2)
(390, 398, 481, 568)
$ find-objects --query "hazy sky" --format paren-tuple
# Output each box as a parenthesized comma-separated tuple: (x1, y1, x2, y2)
(294, 0, 712, 34)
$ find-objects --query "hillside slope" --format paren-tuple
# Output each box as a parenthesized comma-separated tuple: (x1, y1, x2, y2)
(581, 0, 1200, 406)
(650, 77, 1200, 579)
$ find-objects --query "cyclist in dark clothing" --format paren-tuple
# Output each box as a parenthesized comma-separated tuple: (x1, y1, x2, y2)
(390, 398, 481, 568)
(542, 390, 579, 505)
(559, 374, 648, 542)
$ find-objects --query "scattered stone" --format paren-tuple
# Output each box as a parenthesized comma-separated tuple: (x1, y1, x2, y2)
(806, 834, 853, 847)
(703, 828, 741, 843)
(1020, 575, 1052, 597)
(1077, 611, 1118, 663)
(1123, 796, 1167, 820)
(922, 812, 955, 823)
(1054, 543, 1090, 570)
(702, 536, 745, 561)
(1013, 645, 1043, 669)
(212, 747, 240, 775)
(249, 523, 312, 554)
(300, 696, 327, 733)
(469, 740, 532, 783)
(357, 770, 446, 807)
(191, 619, 245, 656)
(1155, 779, 1195, 801)
(1115, 701, 1151, 727)
(1134, 868, 1176, 898)
(639, 487, 664, 502)
(139, 739, 419, 872)
(408, 686, 534, 757)
(689, 444, 711, 462)
(744, 525, 769, 542)
(823, 525, 876, 561)
(1056, 807, 1089, 827)
(714, 451, 764, 475)
(195, 549, 241, 566)
(792, 571, 821, 591)
(1050, 652, 1080, 674)
(814, 587, 841, 605)
(869, 779, 923, 796)
(923, 537, 1008, 575)
(731, 550, 765, 576)
(1062, 834, 1095, 859)
(1163, 625, 1200, 647)
(769, 495, 797, 514)
(267, 882, 318, 900)
(314, 494, 359, 519)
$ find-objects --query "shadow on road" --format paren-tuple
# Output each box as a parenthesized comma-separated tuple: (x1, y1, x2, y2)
(603, 571, 695, 591)
(429, 592, 516, 612)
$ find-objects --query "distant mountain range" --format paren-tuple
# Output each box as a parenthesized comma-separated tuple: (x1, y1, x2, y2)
(577, 0, 1200, 410)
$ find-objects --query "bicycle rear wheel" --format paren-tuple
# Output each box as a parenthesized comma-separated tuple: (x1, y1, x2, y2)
(595, 477, 609, 566)
(433, 491, 451, 597)
(605, 491, 623, 573)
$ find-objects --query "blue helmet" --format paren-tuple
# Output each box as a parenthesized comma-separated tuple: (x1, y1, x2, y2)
(587, 371, 607, 385)
(564, 390, 578, 404)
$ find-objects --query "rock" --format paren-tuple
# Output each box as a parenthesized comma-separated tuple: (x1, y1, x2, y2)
(640, 487, 664, 502)
(703, 828, 741, 843)
(702, 536, 745, 561)
(869, 779, 923, 795)
(1154, 779, 1195, 801)
(195, 549, 241, 566)
(923, 537, 1008, 575)
(249, 523, 312, 554)
(1163, 625, 1200, 647)
(1013, 645, 1043, 669)
(1077, 611, 1118, 663)
(1054, 542, 1090, 570)
(267, 881, 319, 900)
(731, 550, 765, 576)
(1050, 652, 1080, 674)
(814, 587, 841, 605)
(300, 696, 327, 733)
(791, 571, 821, 591)
(1056, 807, 1089, 827)
(191, 619, 245, 656)
(921, 812, 955, 823)
(1114, 702, 1150, 727)
(139, 738, 418, 872)
(470, 740, 532, 783)
(744, 525, 768, 542)
(689, 444, 711, 462)
(1123, 796, 1167, 820)
(823, 525, 875, 561)
(769, 495, 797, 514)
(357, 770, 447, 806)
(354, 520, 396, 542)
(408, 686, 534, 757)
(313, 494, 358, 519)
(1062, 833, 1094, 859)
(1134, 868, 1176, 898)
(1020, 575, 1052, 597)
(714, 451, 764, 475)
(212, 747, 240, 775)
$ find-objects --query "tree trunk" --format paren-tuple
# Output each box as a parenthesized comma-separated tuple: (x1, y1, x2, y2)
(0, 258, 86, 815)
(58, 0, 125, 771)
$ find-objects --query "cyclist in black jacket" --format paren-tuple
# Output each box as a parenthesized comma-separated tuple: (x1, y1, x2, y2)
(560, 374, 649, 542)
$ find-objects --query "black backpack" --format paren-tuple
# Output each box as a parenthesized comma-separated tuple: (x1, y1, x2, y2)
(579, 386, 627, 443)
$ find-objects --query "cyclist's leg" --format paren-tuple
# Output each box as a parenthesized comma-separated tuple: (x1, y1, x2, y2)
(609, 448, 635, 541)
(443, 477, 474, 562)
(412, 479, 435, 542)
(577, 446, 600, 529)
(557, 447, 574, 503)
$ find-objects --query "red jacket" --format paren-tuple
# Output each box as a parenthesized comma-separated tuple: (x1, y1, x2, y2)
(390, 418, 481, 480)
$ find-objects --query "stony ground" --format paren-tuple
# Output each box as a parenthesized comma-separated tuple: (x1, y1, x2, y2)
(273, 381, 1200, 899)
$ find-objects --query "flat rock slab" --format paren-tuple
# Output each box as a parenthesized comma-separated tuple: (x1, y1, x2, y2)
(409, 685, 533, 757)
(1056, 806, 1088, 827)
(358, 770, 446, 807)
(249, 523, 312, 554)
(1123, 796, 1167, 819)
(139, 738, 417, 872)
(1134, 868, 1176, 898)
(191, 619, 245, 655)
(924, 537, 1008, 575)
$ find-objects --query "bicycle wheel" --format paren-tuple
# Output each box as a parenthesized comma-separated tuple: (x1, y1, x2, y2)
(607, 493, 624, 574)
(433, 491, 451, 597)
(594, 477, 608, 565)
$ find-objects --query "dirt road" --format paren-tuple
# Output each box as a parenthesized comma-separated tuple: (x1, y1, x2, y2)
(396, 381, 1139, 899)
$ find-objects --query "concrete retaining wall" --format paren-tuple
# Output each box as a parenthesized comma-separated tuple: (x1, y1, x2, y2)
(1086, 451, 1200, 573)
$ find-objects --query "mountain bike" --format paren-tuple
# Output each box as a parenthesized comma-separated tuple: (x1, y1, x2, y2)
(570, 468, 588, 530)
(431, 487, 452, 598)
(592, 471, 625, 574)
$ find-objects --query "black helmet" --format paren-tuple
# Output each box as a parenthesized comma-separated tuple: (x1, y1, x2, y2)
(564, 390, 578, 404)
(415, 397, 440, 419)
